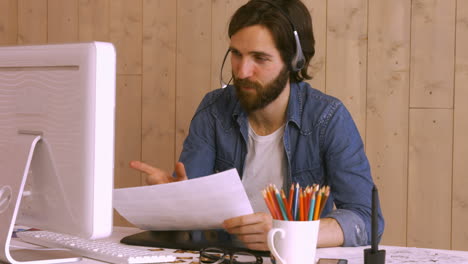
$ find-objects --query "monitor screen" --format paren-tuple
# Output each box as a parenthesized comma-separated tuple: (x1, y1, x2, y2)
(0, 42, 116, 244)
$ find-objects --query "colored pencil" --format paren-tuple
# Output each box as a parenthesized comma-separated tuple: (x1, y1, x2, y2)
(292, 183, 300, 221)
(273, 185, 285, 220)
(288, 183, 294, 213)
(304, 187, 311, 220)
(275, 190, 289, 220)
(267, 185, 281, 220)
(281, 190, 294, 221)
(308, 190, 316, 221)
(302, 188, 307, 221)
(313, 186, 323, 220)
(318, 186, 330, 218)
(299, 191, 304, 221)
(262, 190, 276, 218)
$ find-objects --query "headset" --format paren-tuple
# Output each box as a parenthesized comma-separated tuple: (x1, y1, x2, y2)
(220, 0, 306, 88)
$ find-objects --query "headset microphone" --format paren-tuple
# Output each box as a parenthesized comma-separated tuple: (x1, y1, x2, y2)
(220, 49, 232, 88)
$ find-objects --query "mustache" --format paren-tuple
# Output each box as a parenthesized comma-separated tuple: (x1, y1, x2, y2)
(233, 77, 262, 90)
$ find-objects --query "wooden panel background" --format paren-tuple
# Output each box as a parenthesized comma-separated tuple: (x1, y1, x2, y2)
(0, 0, 467, 250)
(366, 0, 410, 246)
(326, 0, 368, 139)
(410, 0, 455, 109)
(408, 109, 453, 249)
(0, 0, 17, 44)
(453, 0, 468, 251)
(304, 0, 327, 92)
(17, 0, 47, 44)
(48, 0, 78, 43)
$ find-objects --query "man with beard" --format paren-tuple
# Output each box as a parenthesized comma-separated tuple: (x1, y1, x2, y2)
(130, 0, 384, 251)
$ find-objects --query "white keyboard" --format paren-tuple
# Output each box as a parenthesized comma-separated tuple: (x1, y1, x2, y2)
(16, 230, 176, 264)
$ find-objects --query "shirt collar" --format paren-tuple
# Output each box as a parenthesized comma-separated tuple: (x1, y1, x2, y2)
(286, 82, 303, 129)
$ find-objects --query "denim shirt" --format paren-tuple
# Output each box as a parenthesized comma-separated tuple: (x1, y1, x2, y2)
(178, 82, 384, 247)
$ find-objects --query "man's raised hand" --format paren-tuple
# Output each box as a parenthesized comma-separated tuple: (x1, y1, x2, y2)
(129, 161, 188, 185)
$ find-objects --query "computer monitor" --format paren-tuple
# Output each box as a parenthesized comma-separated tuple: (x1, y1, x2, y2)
(0, 42, 116, 263)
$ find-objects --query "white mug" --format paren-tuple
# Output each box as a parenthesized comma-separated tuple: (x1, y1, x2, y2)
(267, 219, 320, 264)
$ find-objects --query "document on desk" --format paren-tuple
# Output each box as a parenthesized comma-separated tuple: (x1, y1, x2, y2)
(113, 168, 253, 230)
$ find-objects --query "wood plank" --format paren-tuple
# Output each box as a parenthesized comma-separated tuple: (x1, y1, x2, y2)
(18, 0, 47, 44)
(326, 0, 368, 141)
(48, 0, 78, 43)
(114, 75, 142, 188)
(303, 0, 326, 92)
(211, 0, 246, 90)
(141, 0, 176, 175)
(366, 0, 411, 246)
(407, 109, 453, 249)
(110, 0, 142, 75)
(410, 0, 456, 108)
(0, 0, 18, 45)
(113, 75, 142, 227)
(78, 0, 110, 42)
(175, 0, 212, 158)
(452, 0, 468, 251)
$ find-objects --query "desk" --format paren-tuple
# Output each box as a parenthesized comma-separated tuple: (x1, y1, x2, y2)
(318, 245, 468, 264)
(11, 227, 468, 264)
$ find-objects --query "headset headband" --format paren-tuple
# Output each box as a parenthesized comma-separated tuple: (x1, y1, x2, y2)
(254, 0, 305, 71)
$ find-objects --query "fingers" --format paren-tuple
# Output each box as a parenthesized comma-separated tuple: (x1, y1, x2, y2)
(129, 160, 188, 185)
(223, 213, 272, 251)
(223, 212, 272, 232)
(224, 220, 269, 234)
(174, 162, 188, 181)
(146, 173, 165, 185)
(129, 160, 156, 175)
(237, 234, 269, 251)
(130, 160, 169, 185)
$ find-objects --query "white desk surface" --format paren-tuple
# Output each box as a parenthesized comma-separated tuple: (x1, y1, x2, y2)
(11, 226, 468, 264)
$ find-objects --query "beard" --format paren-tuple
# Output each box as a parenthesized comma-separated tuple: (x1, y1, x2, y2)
(233, 66, 289, 113)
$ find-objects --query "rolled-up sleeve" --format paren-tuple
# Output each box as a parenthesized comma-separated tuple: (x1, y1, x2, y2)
(321, 103, 384, 246)
(326, 209, 368, 246)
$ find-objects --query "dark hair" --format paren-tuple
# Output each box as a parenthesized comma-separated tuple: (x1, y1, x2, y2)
(228, 0, 315, 82)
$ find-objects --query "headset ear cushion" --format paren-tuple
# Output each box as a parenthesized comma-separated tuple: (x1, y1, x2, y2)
(293, 53, 305, 71)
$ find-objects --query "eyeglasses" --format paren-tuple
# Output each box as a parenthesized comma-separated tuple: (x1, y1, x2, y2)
(199, 247, 263, 264)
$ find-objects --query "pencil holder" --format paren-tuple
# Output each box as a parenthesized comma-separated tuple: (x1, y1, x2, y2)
(267, 219, 320, 264)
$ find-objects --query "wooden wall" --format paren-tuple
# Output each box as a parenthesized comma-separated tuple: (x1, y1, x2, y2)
(1, 0, 467, 250)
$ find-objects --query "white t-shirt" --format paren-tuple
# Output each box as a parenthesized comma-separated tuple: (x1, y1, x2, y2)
(242, 123, 287, 213)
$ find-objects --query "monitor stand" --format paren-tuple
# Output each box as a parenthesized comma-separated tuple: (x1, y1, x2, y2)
(0, 133, 81, 263)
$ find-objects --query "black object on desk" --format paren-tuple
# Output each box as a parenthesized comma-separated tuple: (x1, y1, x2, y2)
(120, 229, 270, 257)
(364, 185, 386, 264)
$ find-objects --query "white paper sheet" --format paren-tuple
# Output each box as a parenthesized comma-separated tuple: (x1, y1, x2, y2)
(113, 168, 253, 230)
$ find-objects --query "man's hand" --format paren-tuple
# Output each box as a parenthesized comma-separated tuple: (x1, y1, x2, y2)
(129, 161, 188, 185)
(223, 212, 272, 251)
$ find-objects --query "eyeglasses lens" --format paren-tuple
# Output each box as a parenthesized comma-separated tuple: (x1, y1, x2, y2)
(200, 248, 226, 264)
